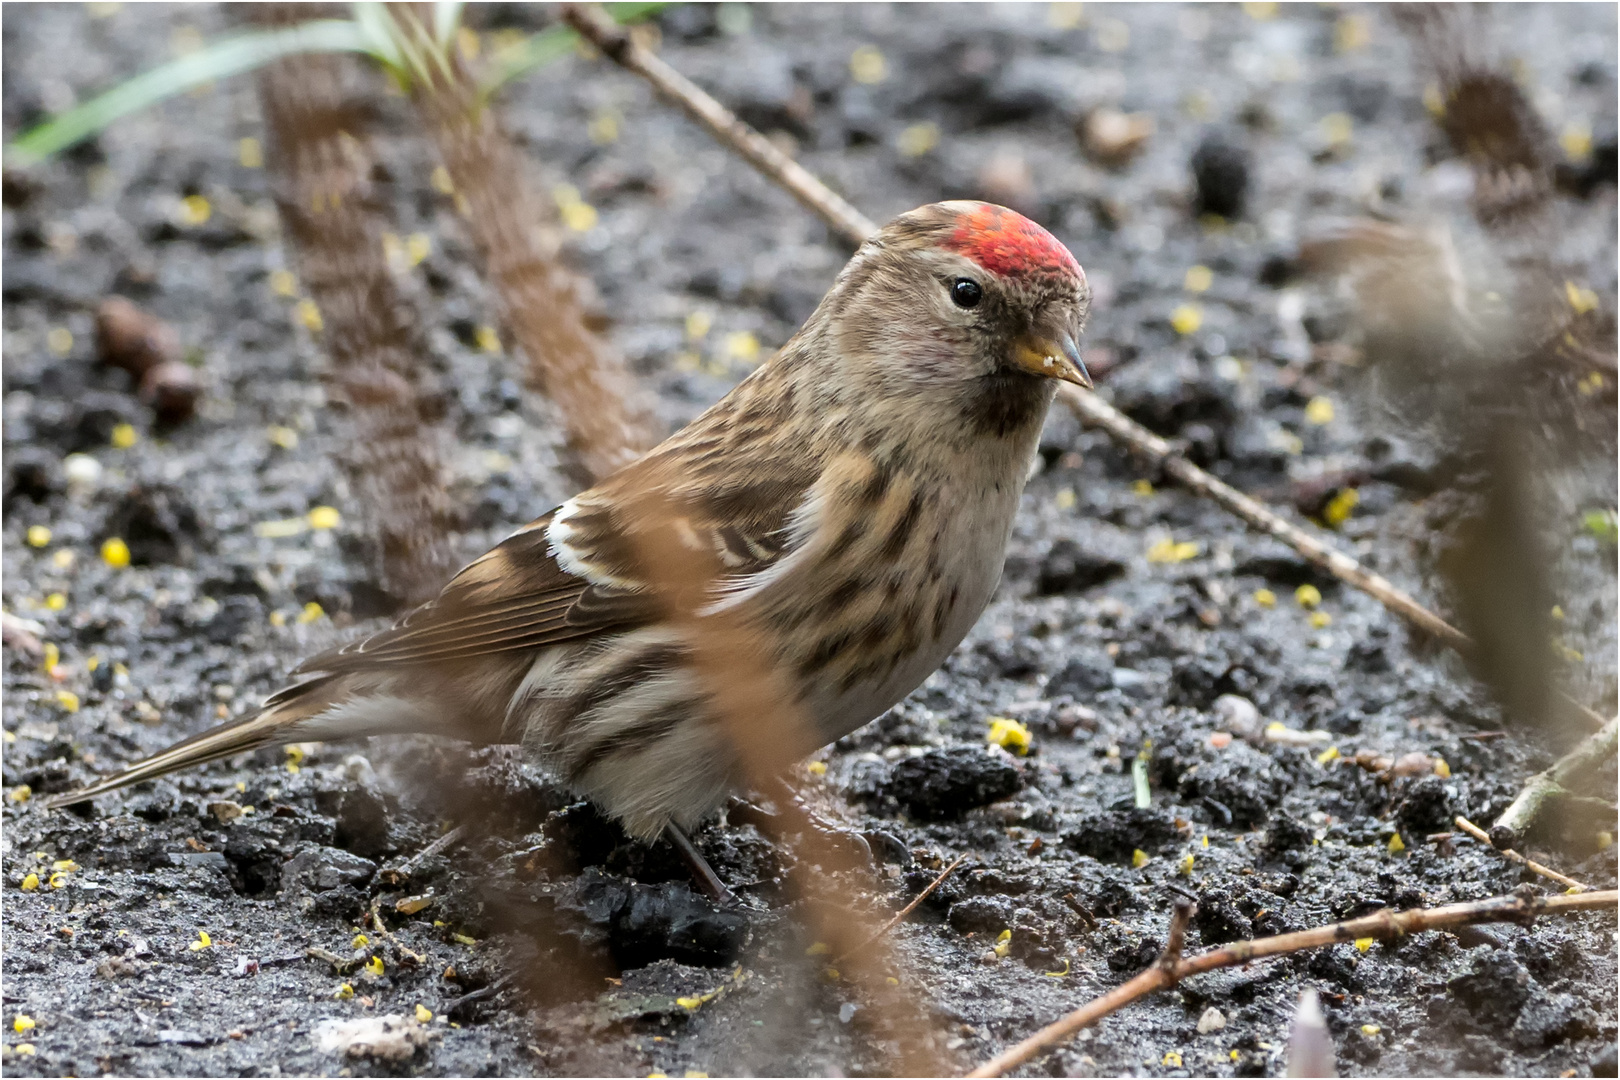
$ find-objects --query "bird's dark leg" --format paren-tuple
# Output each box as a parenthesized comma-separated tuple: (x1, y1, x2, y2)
(664, 822, 735, 905)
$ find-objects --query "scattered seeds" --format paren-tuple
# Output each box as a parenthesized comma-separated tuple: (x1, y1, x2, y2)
(1162, 1050, 1183, 1067)
(1169, 304, 1203, 335)
(1147, 538, 1201, 563)
(898, 122, 940, 158)
(1354, 937, 1374, 952)
(1309, 611, 1332, 629)
(55, 690, 80, 713)
(20, 874, 40, 891)
(177, 194, 212, 226)
(335, 983, 354, 999)
(475, 325, 501, 354)
(9, 786, 32, 804)
(1304, 396, 1335, 425)
(1254, 588, 1276, 607)
(296, 602, 325, 625)
(45, 593, 66, 611)
(806, 760, 827, 776)
(1184, 265, 1214, 293)
(850, 44, 886, 84)
(1294, 584, 1322, 609)
(270, 269, 297, 297)
(26, 526, 51, 548)
(1131, 848, 1149, 868)
(1360, 1023, 1381, 1036)
(296, 299, 324, 332)
(110, 423, 138, 449)
(307, 506, 341, 531)
(1387, 833, 1406, 854)
(190, 930, 212, 951)
(415, 1005, 432, 1023)
(364, 956, 384, 977)
(993, 929, 1012, 958)
(1322, 487, 1359, 527)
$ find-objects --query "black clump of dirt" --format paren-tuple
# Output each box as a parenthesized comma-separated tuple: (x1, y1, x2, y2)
(1191, 132, 1252, 218)
(554, 868, 750, 970)
(1034, 539, 1126, 596)
(1063, 807, 1179, 862)
(102, 483, 212, 565)
(887, 746, 1023, 820)
(1048, 649, 1116, 697)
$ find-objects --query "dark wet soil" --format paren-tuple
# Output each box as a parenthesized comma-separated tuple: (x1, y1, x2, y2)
(3, 3, 1616, 1077)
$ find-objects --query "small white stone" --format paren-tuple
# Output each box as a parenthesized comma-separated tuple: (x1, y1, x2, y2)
(63, 453, 103, 487)
(1197, 1006, 1227, 1034)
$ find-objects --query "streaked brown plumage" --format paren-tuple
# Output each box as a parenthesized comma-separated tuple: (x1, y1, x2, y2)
(47, 201, 1091, 869)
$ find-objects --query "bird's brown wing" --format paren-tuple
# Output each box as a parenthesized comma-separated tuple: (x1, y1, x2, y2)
(282, 463, 813, 684)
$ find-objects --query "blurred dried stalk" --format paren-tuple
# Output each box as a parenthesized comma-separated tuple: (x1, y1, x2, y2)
(387, 3, 660, 487)
(624, 490, 947, 1075)
(252, 4, 458, 607)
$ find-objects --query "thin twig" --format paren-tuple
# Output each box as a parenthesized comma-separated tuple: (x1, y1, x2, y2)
(560, 3, 876, 247)
(1454, 815, 1588, 892)
(837, 853, 967, 962)
(968, 889, 1618, 1078)
(1489, 716, 1619, 847)
(382, 822, 471, 884)
(558, 3, 1609, 739)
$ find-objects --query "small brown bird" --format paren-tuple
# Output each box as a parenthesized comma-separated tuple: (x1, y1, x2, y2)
(48, 201, 1091, 894)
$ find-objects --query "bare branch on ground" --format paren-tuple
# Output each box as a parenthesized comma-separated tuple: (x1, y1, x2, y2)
(1453, 814, 1590, 892)
(1487, 716, 1620, 848)
(968, 889, 1619, 1077)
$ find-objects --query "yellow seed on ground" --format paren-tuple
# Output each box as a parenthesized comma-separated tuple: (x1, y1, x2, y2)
(1132, 849, 1149, 868)
(805, 942, 831, 956)
(14, 1044, 36, 1056)
(685, 311, 712, 342)
(1147, 538, 1201, 564)
(52, 549, 74, 570)
(20, 873, 40, 891)
(307, 506, 341, 531)
(1044, 958, 1071, 977)
(1355, 937, 1373, 952)
(1184, 265, 1214, 293)
(1055, 487, 1077, 510)
(352, 934, 369, 949)
(297, 299, 324, 332)
(270, 269, 297, 297)
(806, 760, 827, 777)
(1132, 479, 1154, 497)
(238, 137, 263, 168)
(1387, 833, 1405, 854)
(1361, 1024, 1381, 1036)
(9, 786, 32, 804)
(267, 426, 299, 450)
(26, 525, 51, 548)
(47, 327, 74, 356)
(364, 956, 384, 976)
(1169, 304, 1202, 335)
(101, 537, 131, 568)
(334, 983, 354, 1000)
(850, 45, 886, 84)
(1317, 745, 1339, 765)
(986, 716, 1032, 755)
(1423, 83, 1445, 117)
(1201, 834, 1210, 848)
(13, 1015, 36, 1033)
(43, 644, 60, 676)
(48, 872, 68, 888)
(475, 325, 502, 354)
(993, 928, 1013, 958)
(1163, 1051, 1183, 1068)
(56, 690, 80, 713)
(1295, 584, 1322, 609)
(1180, 853, 1195, 875)
(431, 166, 455, 195)
(1323, 487, 1359, 527)
(52, 860, 78, 872)
(269, 610, 286, 628)
(178, 194, 212, 226)
(676, 996, 704, 1010)
(560, 200, 598, 232)
(1304, 396, 1335, 425)
(285, 746, 305, 769)
(110, 423, 138, 449)
(1254, 588, 1276, 607)
(296, 602, 324, 625)
(190, 930, 212, 951)
(45, 593, 66, 611)
(1433, 758, 1451, 779)
(415, 1004, 433, 1023)
(898, 122, 940, 158)
(1309, 611, 1332, 629)
(451, 933, 478, 946)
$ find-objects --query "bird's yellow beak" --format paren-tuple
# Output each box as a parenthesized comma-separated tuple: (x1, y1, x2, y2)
(1011, 332, 1093, 389)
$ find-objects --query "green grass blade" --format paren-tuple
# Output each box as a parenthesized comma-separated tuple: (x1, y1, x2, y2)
(478, 2, 671, 97)
(7, 19, 372, 167)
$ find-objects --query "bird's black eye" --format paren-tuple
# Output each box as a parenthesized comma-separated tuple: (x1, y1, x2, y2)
(950, 278, 983, 309)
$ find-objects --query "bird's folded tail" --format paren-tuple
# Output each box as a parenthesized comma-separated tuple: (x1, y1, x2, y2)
(41, 674, 385, 809)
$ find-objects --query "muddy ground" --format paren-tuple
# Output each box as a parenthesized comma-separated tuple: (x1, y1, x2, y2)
(2, 3, 1617, 1077)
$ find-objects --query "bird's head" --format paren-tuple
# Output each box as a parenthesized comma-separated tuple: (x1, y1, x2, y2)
(823, 202, 1092, 417)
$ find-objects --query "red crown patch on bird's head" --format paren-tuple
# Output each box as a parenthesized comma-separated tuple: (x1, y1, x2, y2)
(942, 203, 1082, 285)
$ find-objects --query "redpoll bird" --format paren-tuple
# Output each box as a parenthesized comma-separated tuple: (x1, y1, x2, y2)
(47, 201, 1091, 893)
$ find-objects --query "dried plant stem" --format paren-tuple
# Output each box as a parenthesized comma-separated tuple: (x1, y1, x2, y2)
(381, 821, 471, 884)
(1488, 716, 1619, 848)
(563, 0, 1613, 742)
(838, 853, 967, 962)
(560, 4, 876, 247)
(389, 5, 658, 486)
(252, 6, 457, 606)
(1453, 815, 1589, 892)
(969, 889, 1618, 1078)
